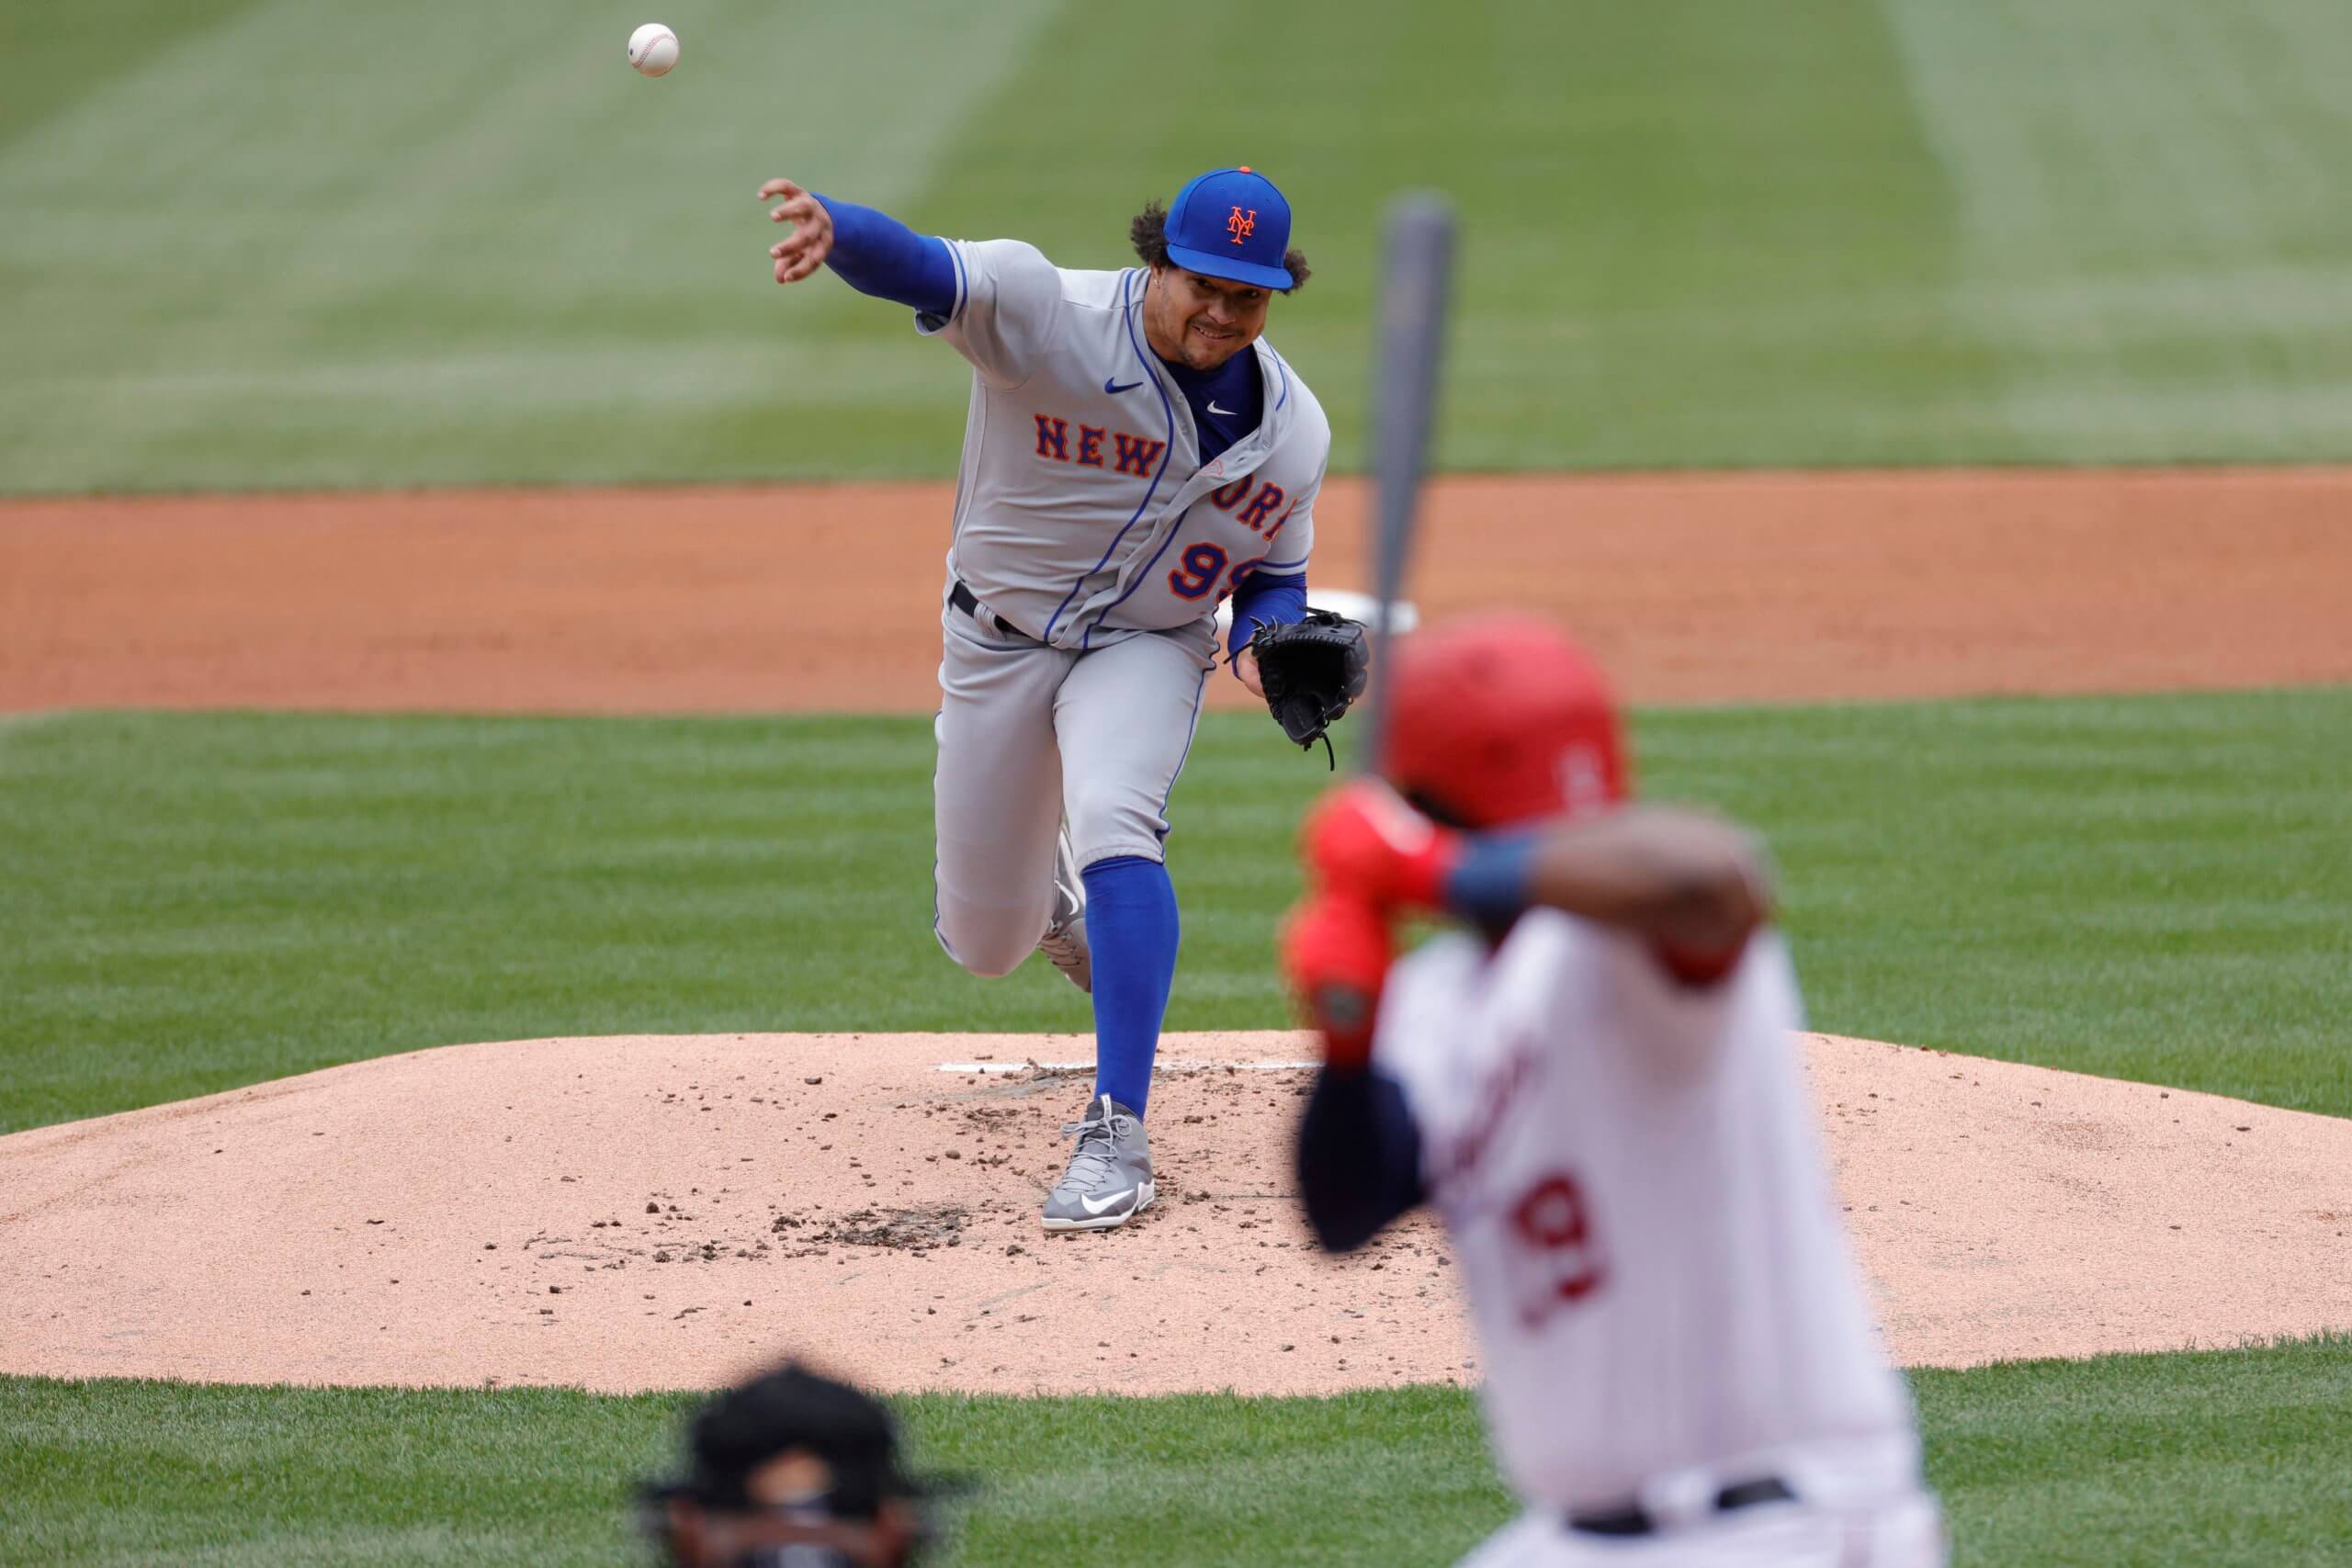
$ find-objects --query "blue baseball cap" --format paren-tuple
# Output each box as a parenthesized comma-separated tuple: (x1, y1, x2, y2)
(1163, 166, 1295, 290)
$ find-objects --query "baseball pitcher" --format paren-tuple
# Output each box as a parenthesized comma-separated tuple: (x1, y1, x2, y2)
(759, 166, 1334, 1229)
(1282, 615, 1947, 1566)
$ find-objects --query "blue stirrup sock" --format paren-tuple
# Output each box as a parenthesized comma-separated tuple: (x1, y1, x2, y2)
(1080, 854, 1180, 1119)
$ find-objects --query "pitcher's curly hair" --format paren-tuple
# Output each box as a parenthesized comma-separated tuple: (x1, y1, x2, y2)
(1129, 201, 1310, 292)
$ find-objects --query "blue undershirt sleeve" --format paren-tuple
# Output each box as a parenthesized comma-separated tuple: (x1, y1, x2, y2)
(1295, 1065, 1427, 1253)
(812, 194, 959, 318)
(1227, 570, 1307, 660)
(1443, 830, 1541, 927)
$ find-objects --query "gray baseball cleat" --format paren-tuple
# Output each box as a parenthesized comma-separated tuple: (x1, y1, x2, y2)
(1042, 1094, 1154, 1232)
(1035, 830, 1091, 994)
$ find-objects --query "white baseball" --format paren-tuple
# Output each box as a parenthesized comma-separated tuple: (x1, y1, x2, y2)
(628, 22, 680, 77)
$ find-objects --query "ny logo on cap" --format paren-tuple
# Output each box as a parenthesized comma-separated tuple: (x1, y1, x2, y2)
(1227, 206, 1257, 244)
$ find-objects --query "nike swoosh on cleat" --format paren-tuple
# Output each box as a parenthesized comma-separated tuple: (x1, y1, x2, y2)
(1104, 378, 1143, 394)
(1208, 400, 1237, 416)
(1080, 1187, 1136, 1215)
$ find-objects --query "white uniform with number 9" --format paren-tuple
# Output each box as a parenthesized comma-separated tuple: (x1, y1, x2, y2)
(1374, 913, 1944, 1566)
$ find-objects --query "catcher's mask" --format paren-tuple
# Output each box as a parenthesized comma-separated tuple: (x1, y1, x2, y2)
(639, 1361, 962, 1568)
(1378, 614, 1628, 829)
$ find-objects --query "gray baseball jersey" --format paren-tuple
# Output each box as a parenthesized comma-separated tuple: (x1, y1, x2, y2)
(919, 239, 1331, 647)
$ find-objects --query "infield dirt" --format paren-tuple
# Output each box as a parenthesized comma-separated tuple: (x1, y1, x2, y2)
(7, 468, 2352, 712)
(4, 1031, 2346, 1395)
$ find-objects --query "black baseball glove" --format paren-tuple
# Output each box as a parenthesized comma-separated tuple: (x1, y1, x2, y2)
(1247, 608, 1371, 767)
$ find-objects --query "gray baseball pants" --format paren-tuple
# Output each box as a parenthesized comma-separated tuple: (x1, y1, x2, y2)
(932, 591, 1216, 976)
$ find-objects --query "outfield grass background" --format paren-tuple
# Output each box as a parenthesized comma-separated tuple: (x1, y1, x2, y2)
(4, 690, 2347, 1135)
(6, 0, 2352, 491)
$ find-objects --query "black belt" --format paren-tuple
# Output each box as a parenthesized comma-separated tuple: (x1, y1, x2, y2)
(948, 580, 1024, 640)
(1567, 1476, 1795, 1538)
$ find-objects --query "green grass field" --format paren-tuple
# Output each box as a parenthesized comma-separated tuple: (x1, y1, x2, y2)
(6, 0, 2352, 491)
(6, 1339, 2350, 1566)
(5, 691, 2348, 1135)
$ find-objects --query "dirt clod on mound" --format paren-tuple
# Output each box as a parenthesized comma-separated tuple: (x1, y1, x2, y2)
(784, 1203, 978, 1254)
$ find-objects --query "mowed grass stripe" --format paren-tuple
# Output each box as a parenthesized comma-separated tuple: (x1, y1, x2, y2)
(0, 0, 1068, 492)
(12, 3, 2352, 490)
(913, 0, 1993, 474)
(3, 692, 2348, 1134)
(4, 1337, 2348, 1565)
(1912, 1334, 2352, 1565)
(0, 0, 268, 150)
(1881, 0, 2352, 460)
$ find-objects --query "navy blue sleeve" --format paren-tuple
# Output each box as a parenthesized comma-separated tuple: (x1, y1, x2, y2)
(1227, 570, 1307, 660)
(812, 194, 958, 318)
(1295, 1064, 1427, 1253)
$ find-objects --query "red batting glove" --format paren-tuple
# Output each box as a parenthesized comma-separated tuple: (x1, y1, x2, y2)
(1279, 891, 1396, 1071)
(1299, 780, 1463, 911)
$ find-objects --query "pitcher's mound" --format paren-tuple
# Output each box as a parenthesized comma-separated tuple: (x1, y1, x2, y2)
(1, 1032, 2346, 1393)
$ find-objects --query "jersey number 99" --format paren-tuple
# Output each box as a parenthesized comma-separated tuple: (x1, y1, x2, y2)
(1167, 545, 1269, 604)
(1167, 543, 1227, 601)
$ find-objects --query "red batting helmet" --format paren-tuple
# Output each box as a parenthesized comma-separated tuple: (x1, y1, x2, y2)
(1377, 614, 1629, 829)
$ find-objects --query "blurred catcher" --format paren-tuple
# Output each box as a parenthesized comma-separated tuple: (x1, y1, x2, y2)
(640, 1361, 960, 1568)
(1283, 615, 1946, 1566)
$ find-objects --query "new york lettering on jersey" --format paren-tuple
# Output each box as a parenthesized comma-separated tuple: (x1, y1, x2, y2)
(1030, 415, 1167, 479)
(1026, 412, 1308, 607)
(921, 237, 1329, 647)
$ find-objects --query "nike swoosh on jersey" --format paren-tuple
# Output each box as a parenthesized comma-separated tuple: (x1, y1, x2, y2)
(1208, 400, 1238, 416)
(1104, 378, 1143, 394)
(1080, 1187, 1136, 1214)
